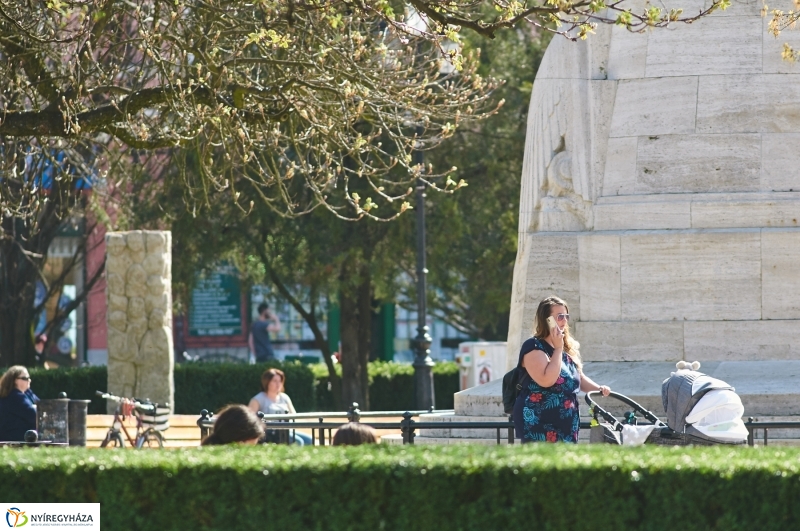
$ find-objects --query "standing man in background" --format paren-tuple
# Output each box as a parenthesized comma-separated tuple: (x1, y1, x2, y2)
(249, 303, 281, 364)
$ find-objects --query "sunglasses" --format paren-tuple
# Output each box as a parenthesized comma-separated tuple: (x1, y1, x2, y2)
(17, 376, 31, 381)
(556, 313, 570, 322)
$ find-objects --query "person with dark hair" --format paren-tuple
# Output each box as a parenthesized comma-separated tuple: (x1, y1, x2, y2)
(332, 423, 378, 446)
(248, 302, 281, 363)
(248, 368, 312, 446)
(0, 366, 39, 442)
(513, 296, 611, 444)
(34, 334, 47, 358)
(201, 405, 265, 446)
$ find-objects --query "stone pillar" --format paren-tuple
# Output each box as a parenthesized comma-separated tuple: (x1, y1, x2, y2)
(105, 231, 173, 413)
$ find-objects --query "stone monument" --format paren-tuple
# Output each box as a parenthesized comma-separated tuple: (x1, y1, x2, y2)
(105, 230, 174, 413)
(509, 0, 800, 371)
(393, 1, 800, 443)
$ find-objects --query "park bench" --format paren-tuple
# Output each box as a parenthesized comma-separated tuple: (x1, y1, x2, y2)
(86, 415, 202, 447)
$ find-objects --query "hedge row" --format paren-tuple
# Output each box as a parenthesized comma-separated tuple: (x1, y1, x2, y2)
(313, 361, 460, 411)
(28, 362, 315, 415)
(28, 366, 108, 416)
(171, 362, 316, 414)
(28, 361, 459, 414)
(2, 444, 799, 531)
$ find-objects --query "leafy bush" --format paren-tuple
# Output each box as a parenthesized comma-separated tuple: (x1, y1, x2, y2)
(173, 362, 316, 414)
(26, 362, 316, 415)
(314, 361, 460, 411)
(26, 361, 457, 414)
(2, 444, 799, 531)
(29, 366, 108, 414)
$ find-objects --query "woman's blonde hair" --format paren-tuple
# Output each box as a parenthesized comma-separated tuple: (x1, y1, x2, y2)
(0, 366, 29, 398)
(533, 296, 582, 371)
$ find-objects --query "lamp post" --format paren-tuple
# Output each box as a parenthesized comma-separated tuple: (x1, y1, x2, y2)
(404, 6, 459, 410)
(412, 126, 435, 411)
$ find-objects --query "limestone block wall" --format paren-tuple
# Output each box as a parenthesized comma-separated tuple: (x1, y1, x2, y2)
(509, 229, 800, 368)
(508, 0, 800, 370)
(105, 231, 173, 412)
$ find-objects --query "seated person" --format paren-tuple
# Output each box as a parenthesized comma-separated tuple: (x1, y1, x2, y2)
(201, 405, 265, 446)
(0, 366, 39, 442)
(248, 368, 312, 446)
(332, 422, 378, 446)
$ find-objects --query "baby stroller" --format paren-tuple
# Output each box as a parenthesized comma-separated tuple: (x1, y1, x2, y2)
(586, 361, 748, 446)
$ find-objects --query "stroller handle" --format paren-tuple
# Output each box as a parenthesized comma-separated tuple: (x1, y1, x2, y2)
(585, 390, 666, 431)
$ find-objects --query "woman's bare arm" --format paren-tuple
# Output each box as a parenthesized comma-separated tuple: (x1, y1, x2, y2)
(580, 373, 610, 396)
(522, 349, 563, 388)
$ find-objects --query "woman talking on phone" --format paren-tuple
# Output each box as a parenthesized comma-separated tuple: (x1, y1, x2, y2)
(513, 296, 611, 443)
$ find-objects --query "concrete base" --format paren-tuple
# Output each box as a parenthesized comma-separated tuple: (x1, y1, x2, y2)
(434, 360, 800, 444)
(382, 434, 514, 445)
(581, 360, 800, 417)
(454, 378, 505, 417)
(456, 361, 800, 418)
(416, 412, 511, 439)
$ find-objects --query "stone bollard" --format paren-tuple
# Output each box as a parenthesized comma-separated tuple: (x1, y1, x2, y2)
(37, 398, 70, 444)
(67, 399, 92, 446)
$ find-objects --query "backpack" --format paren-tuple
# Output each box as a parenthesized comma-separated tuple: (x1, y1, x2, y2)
(501, 367, 524, 415)
(502, 337, 547, 414)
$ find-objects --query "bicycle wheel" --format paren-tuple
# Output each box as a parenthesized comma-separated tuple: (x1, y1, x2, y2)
(100, 431, 124, 448)
(135, 428, 164, 449)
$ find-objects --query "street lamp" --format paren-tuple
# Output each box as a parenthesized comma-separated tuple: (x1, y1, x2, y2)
(404, 6, 459, 410)
(412, 126, 435, 411)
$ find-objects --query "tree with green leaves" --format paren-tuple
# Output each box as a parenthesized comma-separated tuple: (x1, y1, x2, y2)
(0, 0, 723, 217)
(1, 0, 500, 365)
(0, 0, 724, 369)
(126, 20, 552, 410)
(392, 26, 552, 341)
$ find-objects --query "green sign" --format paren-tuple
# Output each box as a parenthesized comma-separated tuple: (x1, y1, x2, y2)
(189, 265, 242, 336)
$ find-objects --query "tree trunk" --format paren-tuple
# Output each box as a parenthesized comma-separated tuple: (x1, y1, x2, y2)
(0, 181, 102, 367)
(0, 221, 47, 367)
(339, 255, 372, 410)
(258, 251, 344, 410)
(356, 262, 371, 411)
(339, 256, 362, 408)
(0, 273, 38, 367)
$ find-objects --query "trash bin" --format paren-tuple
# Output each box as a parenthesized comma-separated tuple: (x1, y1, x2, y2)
(68, 399, 91, 447)
(37, 398, 70, 444)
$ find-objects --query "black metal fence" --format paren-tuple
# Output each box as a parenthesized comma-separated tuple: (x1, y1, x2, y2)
(197, 403, 518, 445)
(197, 406, 793, 446)
(744, 417, 800, 446)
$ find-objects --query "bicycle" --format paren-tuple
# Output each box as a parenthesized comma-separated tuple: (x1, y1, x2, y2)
(96, 391, 169, 449)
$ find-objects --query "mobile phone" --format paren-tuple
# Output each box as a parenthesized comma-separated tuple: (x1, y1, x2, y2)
(546, 316, 556, 332)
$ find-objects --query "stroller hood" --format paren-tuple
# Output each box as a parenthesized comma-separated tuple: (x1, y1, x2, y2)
(662, 369, 735, 435)
(685, 389, 748, 442)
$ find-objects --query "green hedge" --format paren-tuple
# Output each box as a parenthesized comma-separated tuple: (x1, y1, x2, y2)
(2, 444, 800, 531)
(28, 361, 459, 414)
(313, 361, 460, 411)
(172, 362, 316, 414)
(29, 366, 108, 415)
(28, 362, 316, 415)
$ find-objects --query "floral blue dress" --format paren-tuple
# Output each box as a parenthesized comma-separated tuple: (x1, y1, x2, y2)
(512, 337, 581, 443)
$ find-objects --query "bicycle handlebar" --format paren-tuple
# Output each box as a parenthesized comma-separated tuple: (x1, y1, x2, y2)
(95, 391, 160, 414)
